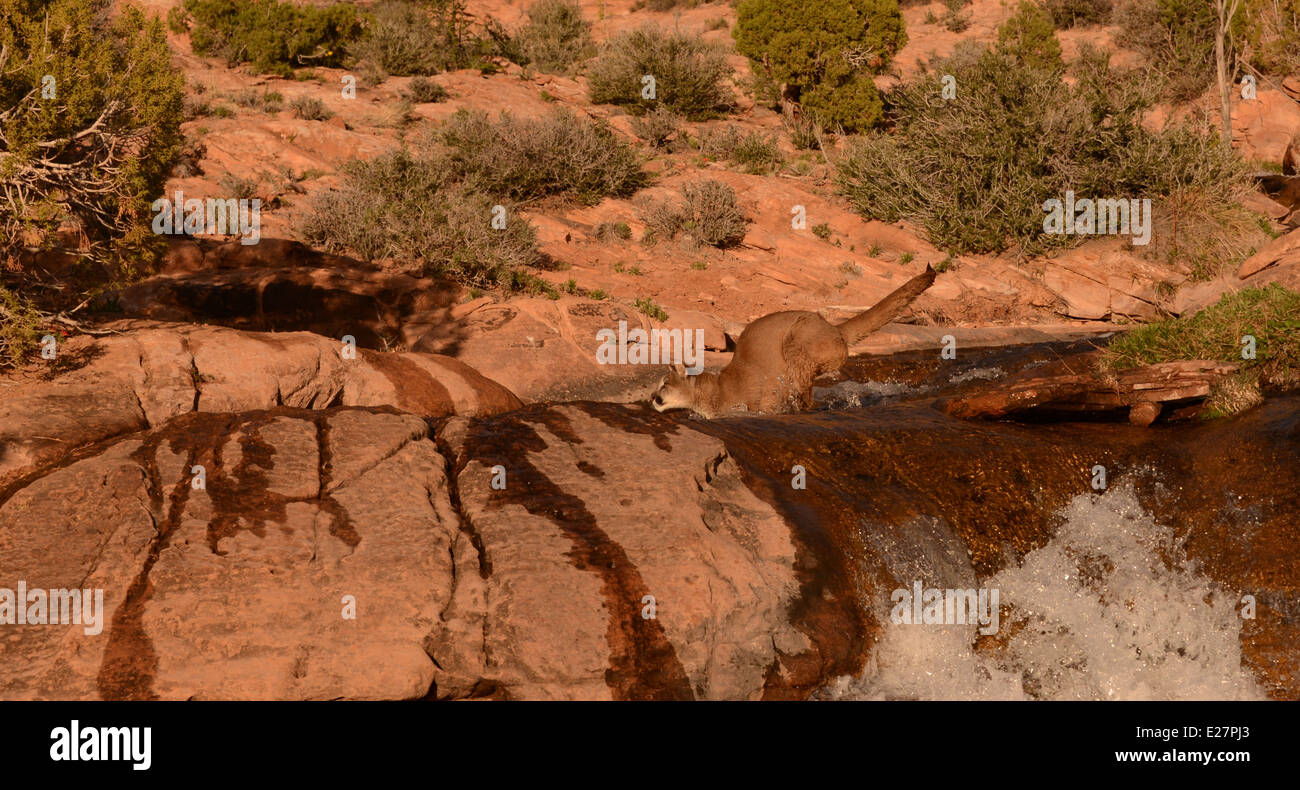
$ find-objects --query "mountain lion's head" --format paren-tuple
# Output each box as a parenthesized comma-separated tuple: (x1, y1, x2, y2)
(650, 365, 696, 412)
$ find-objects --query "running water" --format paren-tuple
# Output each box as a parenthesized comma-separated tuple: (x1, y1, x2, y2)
(690, 341, 1297, 699)
(823, 481, 1263, 700)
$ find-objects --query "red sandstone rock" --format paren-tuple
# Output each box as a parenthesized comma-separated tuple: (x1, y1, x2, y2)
(0, 323, 521, 490)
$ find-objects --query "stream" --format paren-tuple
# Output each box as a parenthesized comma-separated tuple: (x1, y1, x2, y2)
(681, 341, 1299, 699)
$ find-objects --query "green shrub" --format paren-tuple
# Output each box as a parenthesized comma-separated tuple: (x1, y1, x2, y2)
(733, 0, 906, 132)
(1102, 284, 1300, 410)
(516, 0, 594, 75)
(353, 0, 443, 77)
(1, 0, 183, 274)
(941, 0, 971, 32)
(289, 96, 333, 121)
(701, 125, 783, 173)
(640, 179, 749, 247)
(630, 106, 683, 150)
(423, 0, 515, 72)
(233, 88, 284, 112)
(782, 108, 822, 150)
(730, 131, 783, 174)
(587, 25, 733, 120)
(836, 43, 1254, 266)
(301, 148, 539, 289)
(996, 0, 1063, 71)
(437, 108, 646, 204)
(302, 107, 647, 288)
(1044, 0, 1113, 27)
(596, 221, 633, 241)
(0, 285, 43, 368)
(405, 76, 449, 103)
(1241, 0, 1300, 77)
(634, 297, 668, 321)
(1114, 0, 1239, 101)
(171, 0, 362, 76)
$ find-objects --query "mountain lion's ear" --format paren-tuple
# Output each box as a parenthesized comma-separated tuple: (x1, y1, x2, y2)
(673, 363, 687, 378)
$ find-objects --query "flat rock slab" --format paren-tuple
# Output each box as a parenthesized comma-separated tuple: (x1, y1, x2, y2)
(0, 322, 521, 491)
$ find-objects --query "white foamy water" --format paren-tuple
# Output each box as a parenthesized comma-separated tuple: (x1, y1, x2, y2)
(814, 380, 916, 409)
(948, 366, 1005, 384)
(825, 482, 1263, 700)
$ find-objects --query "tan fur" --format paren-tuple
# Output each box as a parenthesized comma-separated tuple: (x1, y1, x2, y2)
(651, 265, 937, 417)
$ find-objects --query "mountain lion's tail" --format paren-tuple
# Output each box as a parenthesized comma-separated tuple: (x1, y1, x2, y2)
(835, 264, 937, 345)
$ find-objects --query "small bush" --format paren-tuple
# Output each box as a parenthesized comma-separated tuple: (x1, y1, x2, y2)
(2, 0, 183, 274)
(219, 174, 260, 201)
(587, 25, 733, 120)
(730, 132, 783, 174)
(640, 179, 749, 247)
(301, 149, 539, 289)
(1114, 0, 1238, 102)
(436, 108, 646, 204)
(701, 126, 783, 173)
(733, 0, 906, 132)
(596, 221, 634, 242)
(996, 1, 1064, 71)
(0, 286, 43, 369)
(1102, 284, 1300, 404)
(354, 0, 443, 77)
(290, 96, 333, 121)
(405, 76, 449, 103)
(783, 108, 822, 150)
(836, 43, 1255, 268)
(234, 89, 284, 112)
(941, 0, 971, 32)
(630, 106, 683, 150)
(634, 297, 669, 321)
(172, 0, 362, 76)
(1241, 0, 1300, 78)
(1044, 0, 1113, 27)
(183, 94, 212, 120)
(302, 107, 646, 289)
(516, 0, 595, 75)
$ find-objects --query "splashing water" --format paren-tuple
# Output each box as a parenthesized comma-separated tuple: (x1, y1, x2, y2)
(825, 482, 1263, 700)
(813, 380, 916, 409)
(948, 366, 1005, 384)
